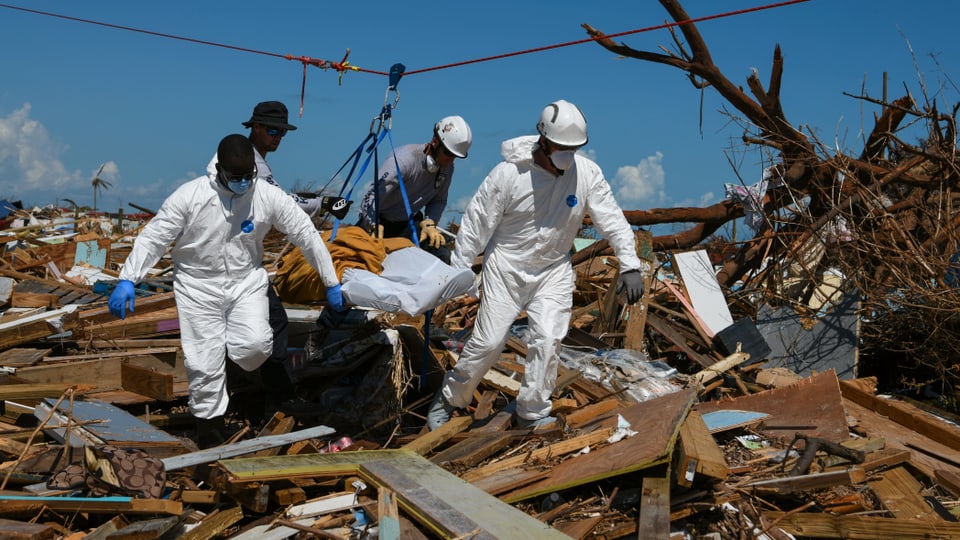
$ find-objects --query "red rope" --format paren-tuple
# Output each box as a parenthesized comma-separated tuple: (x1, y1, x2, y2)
(0, 3, 389, 77)
(404, 0, 812, 75)
(0, 0, 811, 80)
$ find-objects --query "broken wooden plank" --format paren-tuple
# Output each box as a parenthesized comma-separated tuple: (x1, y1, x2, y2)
(500, 387, 696, 502)
(842, 394, 960, 482)
(162, 424, 336, 471)
(81, 306, 180, 340)
(78, 292, 177, 325)
(936, 469, 960, 498)
(35, 398, 184, 452)
(675, 409, 729, 487)
(563, 398, 623, 429)
(869, 465, 944, 521)
(0, 517, 55, 539)
(645, 312, 715, 368)
(11, 292, 59, 309)
(378, 488, 401, 540)
(762, 512, 960, 539)
(0, 306, 79, 350)
(0, 348, 50, 367)
(743, 467, 866, 494)
(841, 377, 960, 452)
(0, 495, 181, 515)
(637, 468, 671, 540)
(429, 432, 513, 468)
(101, 515, 181, 539)
(0, 383, 81, 401)
(120, 362, 174, 401)
(461, 427, 616, 484)
(359, 456, 569, 539)
(691, 351, 751, 387)
(402, 415, 473, 457)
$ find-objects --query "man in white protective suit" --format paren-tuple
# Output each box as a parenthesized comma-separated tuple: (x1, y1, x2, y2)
(427, 99, 648, 431)
(108, 133, 343, 449)
(207, 101, 351, 425)
(357, 115, 472, 264)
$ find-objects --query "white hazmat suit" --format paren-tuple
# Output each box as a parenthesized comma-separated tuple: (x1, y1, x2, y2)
(443, 135, 646, 421)
(118, 173, 339, 419)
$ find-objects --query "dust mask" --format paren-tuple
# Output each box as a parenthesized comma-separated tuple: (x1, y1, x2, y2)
(550, 150, 577, 171)
(425, 154, 439, 174)
(227, 179, 252, 195)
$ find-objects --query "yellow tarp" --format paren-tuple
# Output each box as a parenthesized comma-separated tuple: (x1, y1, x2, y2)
(274, 226, 414, 304)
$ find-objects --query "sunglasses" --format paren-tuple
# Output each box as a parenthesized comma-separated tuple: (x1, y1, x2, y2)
(264, 127, 287, 137)
(217, 164, 257, 182)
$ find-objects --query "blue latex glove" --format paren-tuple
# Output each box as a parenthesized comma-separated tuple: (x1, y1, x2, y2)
(326, 283, 345, 312)
(109, 280, 136, 319)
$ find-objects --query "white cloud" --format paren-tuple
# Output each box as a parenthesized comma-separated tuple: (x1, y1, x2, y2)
(0, 104, 87, 203)
(612, 151, 667, 208)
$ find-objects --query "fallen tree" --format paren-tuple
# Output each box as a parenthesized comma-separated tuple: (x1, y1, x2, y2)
(583, 0, 960, 401)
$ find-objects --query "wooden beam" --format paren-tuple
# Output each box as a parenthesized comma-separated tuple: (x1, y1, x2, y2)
(841, 378, 960, 452)
(744, 467, 866, 494)
(120, 362, 174, 401)
(429, 432, 513, 468)
(401, 416, 473, 457)
(637, 469, 670, 540)
(675, 409, 729, 487)
(691, 351, 751, 387)
(0, 495, 181, 515)
(763, 511, 960, 539)
(868, 465, 943, 521)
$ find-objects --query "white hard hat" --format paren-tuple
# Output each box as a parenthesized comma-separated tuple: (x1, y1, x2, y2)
(434, 116, 472, 158)
(537, 100, 588, 147)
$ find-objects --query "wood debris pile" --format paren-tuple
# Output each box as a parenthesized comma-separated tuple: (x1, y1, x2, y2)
(0, 200, 955, 540)
(3, 1, 960, 537)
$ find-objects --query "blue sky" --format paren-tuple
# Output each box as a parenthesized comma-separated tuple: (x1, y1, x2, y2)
(1, 1, 958, 230)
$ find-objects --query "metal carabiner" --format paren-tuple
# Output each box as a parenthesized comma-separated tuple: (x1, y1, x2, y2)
(369, 63, 405, 136)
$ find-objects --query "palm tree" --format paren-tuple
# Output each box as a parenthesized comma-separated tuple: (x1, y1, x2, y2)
(62, 198, 79, 220)
(91, 163, 112, 212)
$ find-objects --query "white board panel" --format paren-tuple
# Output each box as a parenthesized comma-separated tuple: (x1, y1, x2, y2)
(673, 250, 734, 336)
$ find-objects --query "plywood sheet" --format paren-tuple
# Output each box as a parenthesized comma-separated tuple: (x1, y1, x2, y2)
(695, 369, 849, 443)
(500, 387, 696, 502)
(39, 398, 182, 447)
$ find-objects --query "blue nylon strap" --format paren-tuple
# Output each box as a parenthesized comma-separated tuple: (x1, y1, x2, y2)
(385, 129, 420, 247)
(329, 128, 389, 241)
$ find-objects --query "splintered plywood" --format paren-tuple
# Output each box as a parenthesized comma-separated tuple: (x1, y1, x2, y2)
(39, 398, 182, 448)
(695, 369, 849, 444)
(499, 387, 697, 503)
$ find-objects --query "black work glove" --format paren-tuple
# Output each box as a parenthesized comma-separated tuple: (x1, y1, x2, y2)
(321, 196, 352, 220)
(618, 270, 645, 304)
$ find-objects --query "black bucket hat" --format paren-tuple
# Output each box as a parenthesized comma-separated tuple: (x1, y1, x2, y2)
(242, 101, 298, 130)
